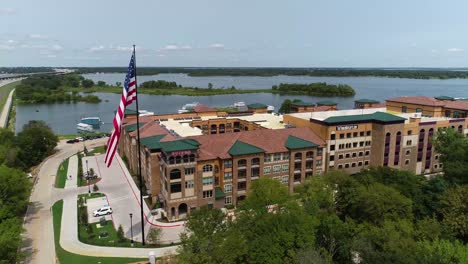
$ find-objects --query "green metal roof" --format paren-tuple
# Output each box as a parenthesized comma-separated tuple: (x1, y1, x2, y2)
(215, 187, 226, 199)
(124, 109, 138, 115)
(292, 101, 315, 106)
(247, 103, 268, 109)
(160, 139, 200, 153)
(124, 122, 147, 132)
(435, 96, 455, 101)
(323, 112, 406, 124)
(285, 135, 319, 149)
(140, 134, 166, 150)
(228, 140, 265, 156)
(317, 100, 337, 106)
(355, 99, 380, 104)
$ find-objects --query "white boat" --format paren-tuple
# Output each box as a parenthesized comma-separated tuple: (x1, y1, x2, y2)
(80, 117, 102, 129)
(232, 101, 248, 111)
(178, 102, 199, 113)
(267, 105, 275, 112)
(77, 123, 94, 133)
(139, 110, 154, 116)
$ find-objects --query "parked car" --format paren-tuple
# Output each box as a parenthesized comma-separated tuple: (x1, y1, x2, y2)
(66, 139, 76, 144)
(76, 137, 84, 142)
(93, 206, 112, 217)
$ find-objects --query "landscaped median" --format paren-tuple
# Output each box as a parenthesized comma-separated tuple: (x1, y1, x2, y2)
(53, 200, 146, 264)
(54, 157, 70, 188)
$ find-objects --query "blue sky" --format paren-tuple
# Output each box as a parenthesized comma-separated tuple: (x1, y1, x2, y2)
(1, 0, 468, 67)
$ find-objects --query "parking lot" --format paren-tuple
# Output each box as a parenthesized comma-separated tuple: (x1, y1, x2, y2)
(86, 196, 112, 224)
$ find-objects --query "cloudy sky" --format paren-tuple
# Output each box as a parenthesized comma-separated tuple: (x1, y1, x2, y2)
(1, 0, 468, 67)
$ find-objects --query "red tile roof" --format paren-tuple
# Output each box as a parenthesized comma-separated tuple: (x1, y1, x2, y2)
(193, 104, 217, 113)
(314, 105, 336, 112)
(187, 128, 325, 161)
(444, 100, 468, 111)
(122, 116, 154, 126)
(386, 96, 446, 107)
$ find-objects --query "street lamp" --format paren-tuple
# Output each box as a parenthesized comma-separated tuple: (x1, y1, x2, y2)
(129, 213, 134, 247)
(86, 160, 90, 194)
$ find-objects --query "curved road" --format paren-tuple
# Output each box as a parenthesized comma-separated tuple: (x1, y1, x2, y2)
(22, 139, 178, 263)
(0, 79, 20, 128)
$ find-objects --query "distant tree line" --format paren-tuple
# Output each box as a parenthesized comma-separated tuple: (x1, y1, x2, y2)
(274, 83, 356, 97)
(74, 67, 468, 79)
(140, 80, 181, 89)
(0, 121, 58, 263)
(15, 75, 101, 104)
(0, 67, 54, 74)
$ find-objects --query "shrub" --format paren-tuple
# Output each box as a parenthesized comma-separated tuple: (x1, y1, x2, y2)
(93, 184, 99, 192)
(117, 225, 125, 242)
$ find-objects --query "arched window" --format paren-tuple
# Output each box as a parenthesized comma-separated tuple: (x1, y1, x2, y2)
(294, 152, 302, 160)
(251, 157, 260, 166)
(175, 155, 182, 164)
(458, 125, 463, 133)
(238, 159, 247, 167)
(203, 164, 213, 172)
(189, 154, 196, 162)
(306, 151, 314, 158)
(170, 169, 181, 180)
(183, 155, 189, 163)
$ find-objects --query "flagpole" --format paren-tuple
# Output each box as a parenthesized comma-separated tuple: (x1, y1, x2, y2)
(133, 44, 146, 245)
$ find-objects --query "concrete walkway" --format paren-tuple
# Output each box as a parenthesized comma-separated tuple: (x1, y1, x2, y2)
(0, 88, 15, 128)
(65, 155, 78, 189)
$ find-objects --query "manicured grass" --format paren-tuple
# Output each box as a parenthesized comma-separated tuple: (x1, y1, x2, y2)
(55, 158, 70, 188)
(52, 200, 145, 264)
(0, 80, 19, 111)
(78, 218, 141, 248)
(88, 146, 106, 156)
(78, 192, 105, 200)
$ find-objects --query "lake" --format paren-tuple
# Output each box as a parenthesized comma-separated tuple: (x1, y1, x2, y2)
(16, 73, 468, 134)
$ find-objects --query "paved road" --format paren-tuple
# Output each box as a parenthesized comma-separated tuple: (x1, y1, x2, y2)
(22, 138, 108, 264)
(22, 139, 179, 263)
(0, 79, 19, 128)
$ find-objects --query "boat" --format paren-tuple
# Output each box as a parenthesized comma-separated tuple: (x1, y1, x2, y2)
(80, 117, 102, 129)
(178, 102, 199, 113)
(77, 123, 94, 133)
(232, 101, 248, 111)
(267, 105, 275, 112)
(139, 110, 154, 116)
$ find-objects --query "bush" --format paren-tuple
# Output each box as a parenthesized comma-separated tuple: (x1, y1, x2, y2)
(79, 206, 88, 226)
(117, 225, 125, 242)
(93, 184, 99, 192)
(147, 228, 162, 244)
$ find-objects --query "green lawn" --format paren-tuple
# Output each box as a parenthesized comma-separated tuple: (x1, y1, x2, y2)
(55, 158, 70, 188)
(52, 200, 145, 264)
(0, 80, 20, 111)
(78, 192, 105, 200)
(88, 145, 106, 156)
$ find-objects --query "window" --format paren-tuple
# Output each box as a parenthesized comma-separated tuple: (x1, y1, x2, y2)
(352, 163, 356, 167)
(405, 159, 410, 165)
(402, 106, 407, 113)
(331, 134, 336, 140)
(274, 153, 281, 161)
(225, 196, 232, 205)
(203, 190, 213, 198)
(345, 153, 350, 158)
(170, 182, 181, 193)
(406, 140, 412, 146)
(345, 164, 350, 168)
(365, 151, 370, 156)
(238, 159, 247, 167)
(353, 132, 358, 137)
(359, 152, 363, 157)
(185, 180, 194, 188)
(407, 130, 412, 135)
(358, 161, 363, 166)
(347, 133, 351, 138)
(263, 166, 271, 174)
(238, 181, 246, 190)
(185, 167, 195, 175)
(338, 164, 343, 169)
(366, 131, 371, 136)
(251, 157, 260, 165)
(264, 155, 271, 163)
(340, 133, 345, 139)
(224, 159, 232, 168)
(203, 164, 213, 172)
(224, 184, 232, 192)
(364, 161, 369, 165)
(330, 155, 335, 161)
(283, 153, 290, 160)
(338, 154, 343, 159)
(330, 145, 335, 151)
(203, 177, 213, 185)
(170, 169, 181, 180)
(224, 172, 232, 181)
(281, 175, 289, 184)
(352, 152, 357, 157)
(353, 142, 358, 148)
(273, 165, 281, 173)
(282, 164, 289, 172)
(406, 150, 411, 155)
(360, 131, 365, 137)
(416, 108, 422, 113)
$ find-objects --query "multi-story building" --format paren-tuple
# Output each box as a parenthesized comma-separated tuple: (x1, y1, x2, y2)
(121, 122, 325, 220)
(387, 96, 468, 118)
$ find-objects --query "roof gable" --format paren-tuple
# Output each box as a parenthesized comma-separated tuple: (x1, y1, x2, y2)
(160, 139, 200, 153)
(140, 134, 166, 150)
(323, 112, 406, 124)
(124, 122, 147, 132)
(285, 135, 318, 149)
(228, 140, 265, 156)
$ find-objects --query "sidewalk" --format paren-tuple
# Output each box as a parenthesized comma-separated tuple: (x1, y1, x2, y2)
(65, 155, 78, 189)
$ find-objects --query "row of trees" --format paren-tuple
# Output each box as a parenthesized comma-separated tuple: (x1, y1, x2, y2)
(178, 129, 468, 263)
(15, 75, 101, 104)
(273, 83, 355, 97)
(0, 121, 58, 263)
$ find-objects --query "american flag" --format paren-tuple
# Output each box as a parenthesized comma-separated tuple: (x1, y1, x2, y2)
(104, 53, 137, 167)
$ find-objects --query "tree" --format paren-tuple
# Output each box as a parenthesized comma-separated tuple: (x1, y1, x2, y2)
(0, 128, 19, 167)
(81, 79, 95, 88)
(16, 121, 58, 169)
(438, 186, 468, 242)
(279, 99, 293, 114)
(208, 83, 213, 90)
(240, 177, 289, 212)
(0, 218, 24, 263)
(115, 81, 122, 87)
(97, 81, 106, 87)
(117, 225, 125, 242)
(433, 128, 468, 184)
(0, 165, 31, 220)
(147, 228, 162, 244)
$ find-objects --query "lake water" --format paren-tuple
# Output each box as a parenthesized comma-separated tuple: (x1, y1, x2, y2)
(16, 73, 468, 134)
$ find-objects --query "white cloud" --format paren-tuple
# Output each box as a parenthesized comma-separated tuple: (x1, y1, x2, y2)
(89, 45, 105, 52)
(209, 43, 225, 49)
(448, 48, 464, 52)
(0, 8, 16, 15)
(46, 54, 57, 58)
(28, 34, 48, 39)
(0, 44, 14, 50)
(51, 44, 64, 51)
(430, 49, 438, 53)
(6, 40, 16, 44)
(160, 44, 192, 51)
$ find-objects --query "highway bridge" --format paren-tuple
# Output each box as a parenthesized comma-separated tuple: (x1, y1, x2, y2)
(0, 71, 67, 80)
